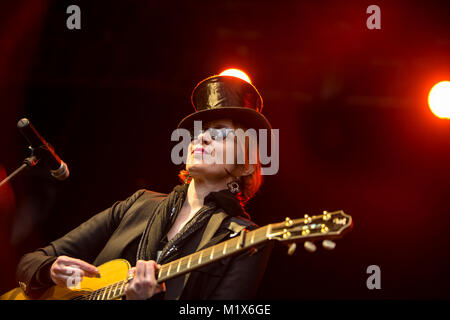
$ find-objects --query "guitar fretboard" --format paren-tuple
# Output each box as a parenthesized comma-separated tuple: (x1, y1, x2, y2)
(75, 225, 270, 300)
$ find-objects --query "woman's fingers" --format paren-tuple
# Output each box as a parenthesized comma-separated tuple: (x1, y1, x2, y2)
(50, 256, 100, 287)
(136, 260, 146, 280)
(51, 271, 79, 287)
(59, 256, 99, 277)
(135, 260, 158, 281)
(125, 260, 162, 300)
(144, 260, 155, 281)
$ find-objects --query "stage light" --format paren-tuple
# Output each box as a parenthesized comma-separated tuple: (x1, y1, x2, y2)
(428, 81, 450, 119)
(219, 68, 252, 84)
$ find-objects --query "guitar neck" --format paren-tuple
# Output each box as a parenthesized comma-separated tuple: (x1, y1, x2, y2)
(96, 225, 270, 300)
(157, 224, 270, 283)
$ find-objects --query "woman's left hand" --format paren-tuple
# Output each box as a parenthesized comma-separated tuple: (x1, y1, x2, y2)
(125, 260, 166, 300)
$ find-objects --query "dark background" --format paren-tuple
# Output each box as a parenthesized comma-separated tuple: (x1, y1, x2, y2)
(0, 0, 449, 299)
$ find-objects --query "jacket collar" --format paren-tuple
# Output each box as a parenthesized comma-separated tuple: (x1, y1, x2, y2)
(204, 188, 246, 218)
(175, 182, 247, 218)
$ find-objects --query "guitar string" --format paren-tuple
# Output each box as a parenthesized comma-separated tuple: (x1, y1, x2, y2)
(70, 279, 127, 300)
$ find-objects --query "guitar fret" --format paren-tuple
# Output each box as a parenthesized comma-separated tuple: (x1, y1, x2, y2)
(112, 283, 120, 299)
(110, 285, 116, 299)
(198, 251, 203, 264)
(187, 255, 192, 268)
(223, 242, 227, 254)
(117, 282, 124, 298)
(106, 286, 112, 300)
(112, 282, 118, 298)
(112, 282, 120, 298)
(176, 260, 181, 272)
(265, 225, 272, 239)
(101, 288, 107, 300)
(157, 267, 162, 279)
(105, 287, 111, 300)
(109, 284, 114, 298)
(251, 231, 256, 244)
(202, 248, 209, 263)
(234, 238, 240, 249)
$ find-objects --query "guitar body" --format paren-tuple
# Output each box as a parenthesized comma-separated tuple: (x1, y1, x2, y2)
(0, 259, 130, 300)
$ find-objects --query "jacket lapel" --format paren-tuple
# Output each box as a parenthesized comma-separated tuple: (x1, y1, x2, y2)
(196, 211, 229, 250)
(179, 210, 229, 296)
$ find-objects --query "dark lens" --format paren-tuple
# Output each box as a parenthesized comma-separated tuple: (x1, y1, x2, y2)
(209, 128, 221, 140)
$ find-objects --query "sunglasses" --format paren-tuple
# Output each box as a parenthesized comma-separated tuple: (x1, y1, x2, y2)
(190, 127, 236, 141)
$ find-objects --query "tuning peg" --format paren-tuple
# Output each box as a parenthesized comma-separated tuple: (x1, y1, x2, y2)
(322, 240, 336, 250)
(287, 243, 297, 255)
(304, 241, 317, 253)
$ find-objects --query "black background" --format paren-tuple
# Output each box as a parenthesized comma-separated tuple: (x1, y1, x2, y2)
(0, 0, 449, 299)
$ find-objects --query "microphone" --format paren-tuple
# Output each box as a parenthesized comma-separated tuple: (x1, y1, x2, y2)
(17, 118, 70, 181)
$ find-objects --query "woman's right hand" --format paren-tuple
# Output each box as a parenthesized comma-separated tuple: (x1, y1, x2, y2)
(50, 255, 99, 287)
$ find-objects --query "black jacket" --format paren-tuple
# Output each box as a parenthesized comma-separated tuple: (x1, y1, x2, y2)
(16, 189, 272, 299)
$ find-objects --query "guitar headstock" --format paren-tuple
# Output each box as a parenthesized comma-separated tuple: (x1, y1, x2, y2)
(267, 210, 353, 247)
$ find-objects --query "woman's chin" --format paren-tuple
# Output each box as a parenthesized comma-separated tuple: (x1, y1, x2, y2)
(186, 162, 209, 173)
(186, 162, 224, 178)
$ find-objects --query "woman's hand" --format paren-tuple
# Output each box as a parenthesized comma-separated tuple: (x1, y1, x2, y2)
(50, 255, 99, 287)
(125, 260, 166, 300)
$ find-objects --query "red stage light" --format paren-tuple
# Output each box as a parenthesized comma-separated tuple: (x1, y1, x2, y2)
(428, 81, 450, 119)
(219, 69, 252, 84)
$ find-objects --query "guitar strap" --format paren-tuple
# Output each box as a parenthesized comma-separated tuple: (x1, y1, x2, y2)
(179, 211, 229, 297)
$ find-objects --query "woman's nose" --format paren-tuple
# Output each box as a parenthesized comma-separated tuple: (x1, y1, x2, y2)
(197, 130, 212, 144)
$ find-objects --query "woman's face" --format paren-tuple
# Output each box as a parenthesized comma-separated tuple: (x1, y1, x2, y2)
(186, 119, 242, 181)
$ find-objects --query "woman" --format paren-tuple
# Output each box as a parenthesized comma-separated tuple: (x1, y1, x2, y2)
(16, 74, 274, 300)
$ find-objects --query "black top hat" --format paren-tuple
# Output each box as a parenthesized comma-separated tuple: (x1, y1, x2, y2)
(177, 75, 272, 131)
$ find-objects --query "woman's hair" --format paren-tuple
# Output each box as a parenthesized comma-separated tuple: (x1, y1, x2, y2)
(178, 119, 263, 206)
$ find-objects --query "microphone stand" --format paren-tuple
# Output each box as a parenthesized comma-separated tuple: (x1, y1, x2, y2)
(0, 153, 38, 188)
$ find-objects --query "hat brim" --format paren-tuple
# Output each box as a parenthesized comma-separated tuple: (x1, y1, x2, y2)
(177, 107, 272, 132)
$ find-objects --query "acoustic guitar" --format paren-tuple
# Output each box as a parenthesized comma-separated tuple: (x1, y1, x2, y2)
(1, 210, 352, 300)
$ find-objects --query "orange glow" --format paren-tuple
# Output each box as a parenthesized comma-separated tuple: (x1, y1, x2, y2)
(428, 81, 450, 119)
(219, 69, 252, 84)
